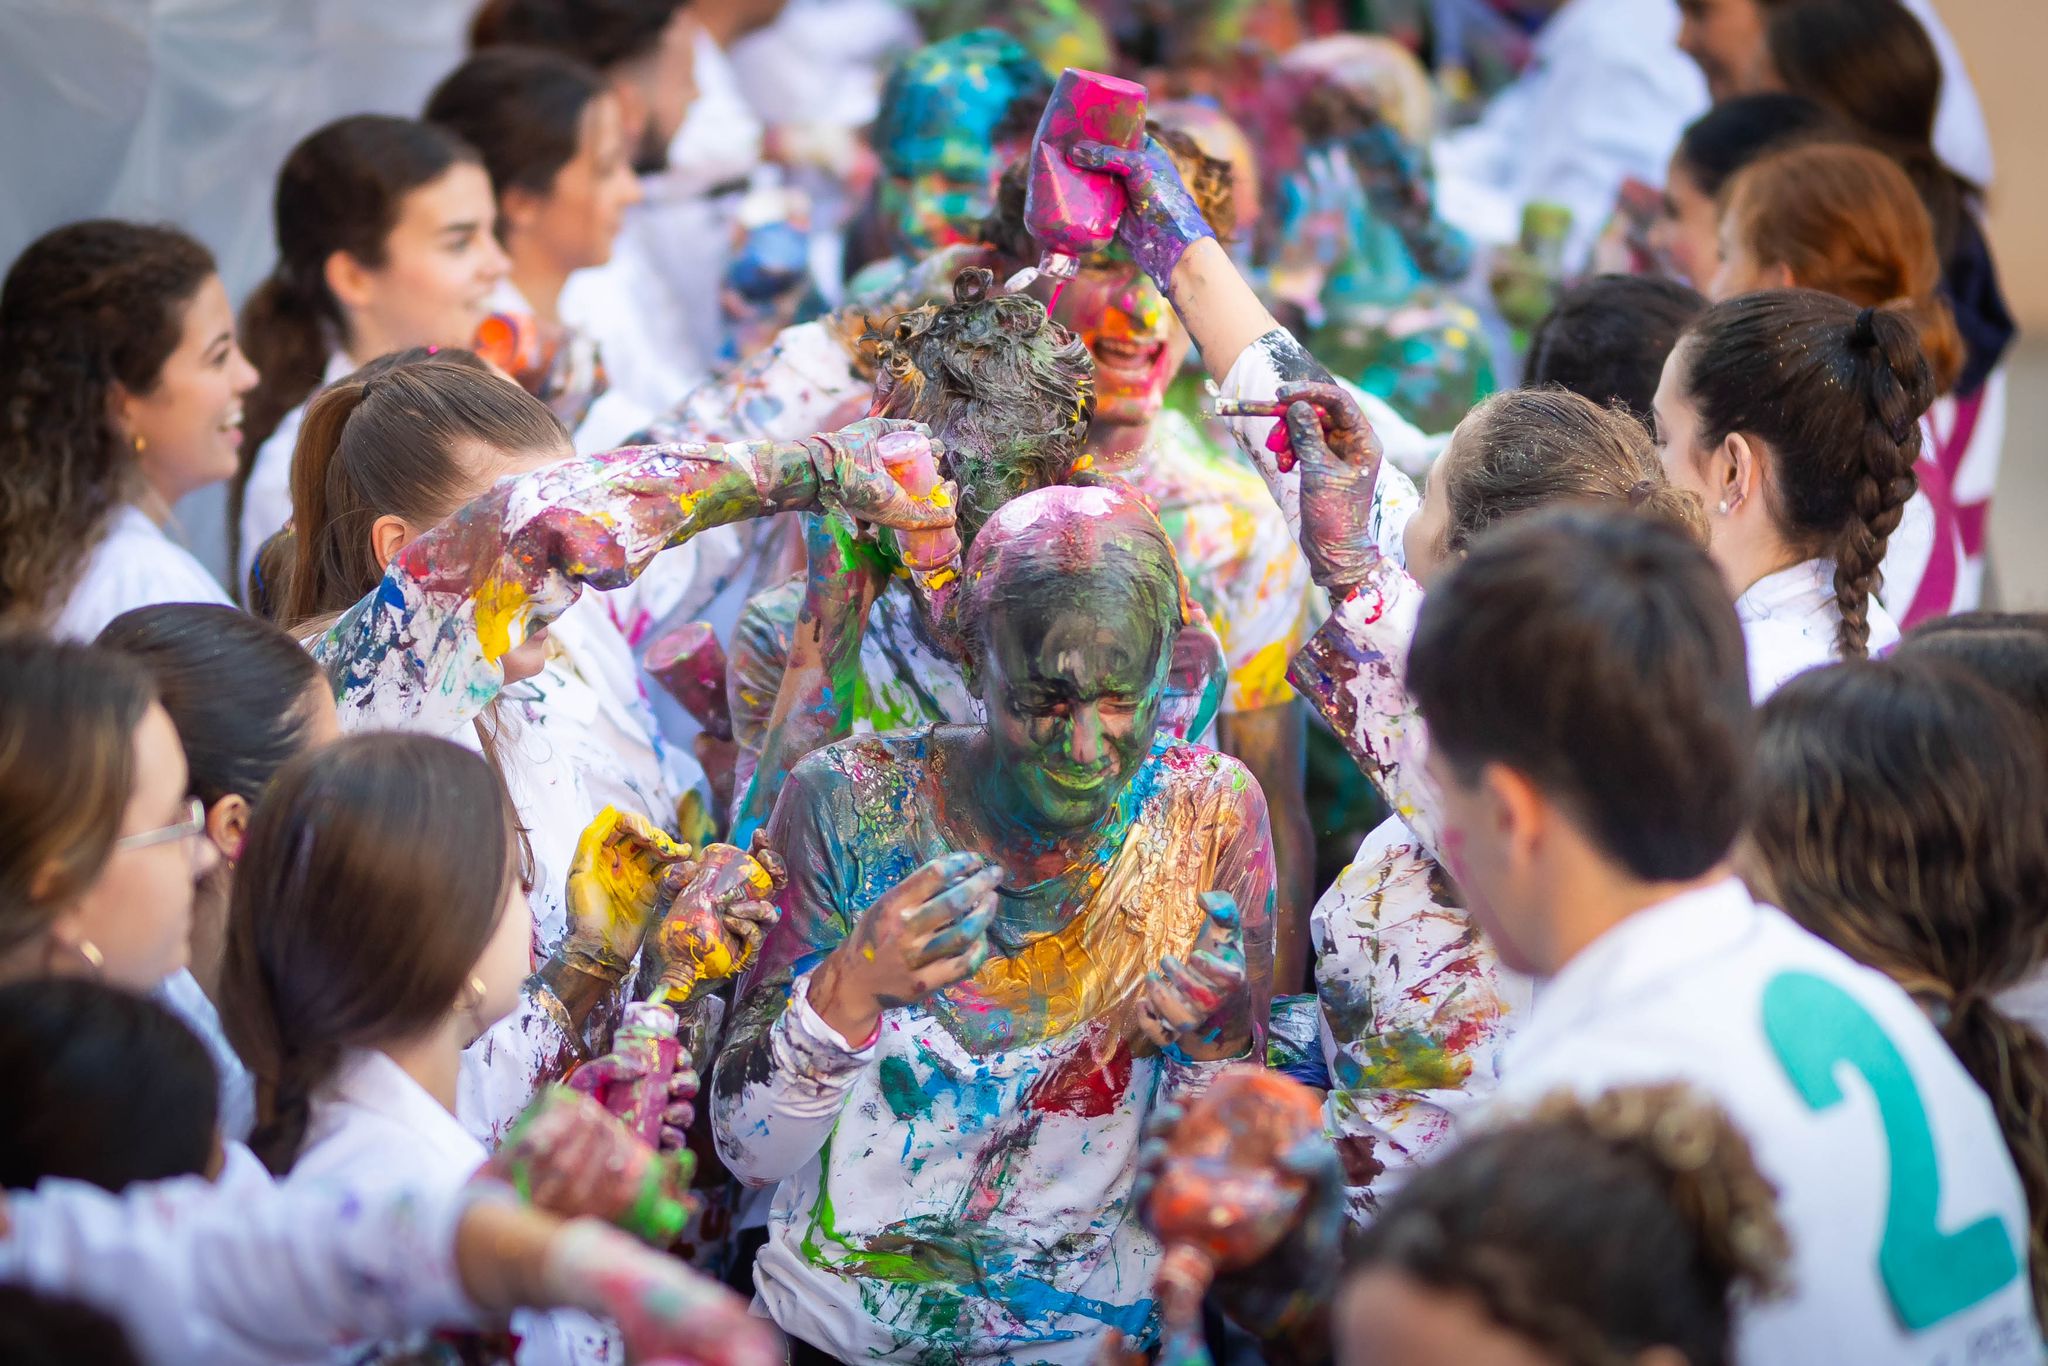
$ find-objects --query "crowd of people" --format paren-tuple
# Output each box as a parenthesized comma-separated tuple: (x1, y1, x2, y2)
(0, 0, 2039, 1363)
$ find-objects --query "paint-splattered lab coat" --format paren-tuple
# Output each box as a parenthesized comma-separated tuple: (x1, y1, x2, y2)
(711, 728, 1276, 1364)
(1214, 328, 1531, 1221)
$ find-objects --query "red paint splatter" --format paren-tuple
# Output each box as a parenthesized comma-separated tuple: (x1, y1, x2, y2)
(1028, 1037, 1133, 1117)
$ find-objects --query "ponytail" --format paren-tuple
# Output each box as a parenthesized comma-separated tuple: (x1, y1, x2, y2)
(235, 115, 482, 578)
(1677, 289, 1930, 660)
(1752, 657, 2048, 1333)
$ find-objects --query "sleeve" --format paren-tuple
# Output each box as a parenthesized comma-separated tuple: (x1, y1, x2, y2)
(314, 438, 812, 737)
(0, 1171, 477, 1365)
(708, 753, 878, 1185)
(726, 576, 805, 796)
(1315, 832, 1519, 1221)
(1286, 564, 1444, 858)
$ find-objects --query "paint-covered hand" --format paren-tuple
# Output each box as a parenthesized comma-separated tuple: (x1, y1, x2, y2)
(646, 836, 787, 1005)
(802, 419, 962, 533)
(559, 808, 698, 980)
(808, 851, 1006, 1043)
(1138, 892, 1252, 1061)
(1279, 382, 1385, 592)
(1067, 137, 1217, 290)
(542, 1221, 784, 1366)
(567, 1006, 703, 1150)
(490, 1084, 697, 1239)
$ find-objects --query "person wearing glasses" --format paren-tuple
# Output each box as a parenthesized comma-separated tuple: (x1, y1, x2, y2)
(0, 636, 216, 992)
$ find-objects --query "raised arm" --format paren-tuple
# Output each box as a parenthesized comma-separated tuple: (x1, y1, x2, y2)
(314, 420, 946, 737)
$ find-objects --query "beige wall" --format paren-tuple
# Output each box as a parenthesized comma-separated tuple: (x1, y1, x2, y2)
(1945, 0, 2048, 328)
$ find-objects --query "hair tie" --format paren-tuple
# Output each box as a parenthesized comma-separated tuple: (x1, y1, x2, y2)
(1627, 480, 1656, 508)
(1852, 306, 1881, 349)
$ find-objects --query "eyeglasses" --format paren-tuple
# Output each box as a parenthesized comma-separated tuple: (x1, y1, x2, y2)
(114, 797, 206, 852)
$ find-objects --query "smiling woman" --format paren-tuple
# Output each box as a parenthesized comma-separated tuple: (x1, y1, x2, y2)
(0, 220, 251, 637)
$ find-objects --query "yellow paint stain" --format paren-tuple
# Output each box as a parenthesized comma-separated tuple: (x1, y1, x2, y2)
(924, 566, 959, 591)
(473, 579, 531, 664)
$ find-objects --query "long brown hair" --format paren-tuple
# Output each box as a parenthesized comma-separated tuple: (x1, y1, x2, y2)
(0, 221, 216, 625)
(1722, 141, 1964, 394)
(220, 732, 516, 1174)
(0, 637, 158, 966)
(235, 116, 481, 571)
(277, 350, 566, 630)
(1678, 290, 1930, 659)
(1750, 657, 2048, 1329)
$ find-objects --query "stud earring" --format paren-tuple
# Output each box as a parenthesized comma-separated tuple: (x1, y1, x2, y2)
(1716, 498, 1731, 516)
(131, 433, 146, 454)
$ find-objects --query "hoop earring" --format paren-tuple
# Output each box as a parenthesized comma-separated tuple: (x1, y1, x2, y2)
(45, 933, 104, 979)
(131, 433, 146, 454)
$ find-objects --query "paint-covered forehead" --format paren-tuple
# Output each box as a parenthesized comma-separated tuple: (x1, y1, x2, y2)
(965, 484, 1186, 630)
(876, 33, 1043, 180)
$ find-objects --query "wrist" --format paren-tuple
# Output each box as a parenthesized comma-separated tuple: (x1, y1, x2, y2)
(760, 438, 827, 514)
(807, 953, 882, 1045)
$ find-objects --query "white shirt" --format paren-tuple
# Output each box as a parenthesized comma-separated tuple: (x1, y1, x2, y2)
(292, 1049, 608, 1365)
(156, 968, 256, 1142)
(54, 504, 231, 641)
(1495, 879, 2041, 1364)
(0, 1150, 478, 1366)
(1736, 558, 1900, 701)
(239, 350, 352, 586)
(1434, 0, 1708, 270)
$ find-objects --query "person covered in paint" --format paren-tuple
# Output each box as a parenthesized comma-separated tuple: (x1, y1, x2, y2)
(712, 483, 1277, 1364)
(1709, 142, 1967, 627)
(1405, 504, 2040, 1362)
(1746, 658, 2048, 1335)
(843, 29, 1050, 289)
(235, 115, 511, 583)
(270, 351, 943, 1142)
(1340, 1084, 1789, 1366)
(1267, 35, 1492, 437)
(0, 221, 255, 638)
(95, 603, 341, 1142)
(426, 47, 647, 448)
(724, 268, 1228, 838)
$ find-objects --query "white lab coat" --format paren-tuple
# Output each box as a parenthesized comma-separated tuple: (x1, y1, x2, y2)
(291, 1049, 612, 1364)
(1494, 878, 2042, 1364)
(239, 350, 353, 586)
(0, 1143, 479, 1366)
(1736, 557, 1900, 701)
(54, 504, 232, 641)
(1433, 0, 1707, 270)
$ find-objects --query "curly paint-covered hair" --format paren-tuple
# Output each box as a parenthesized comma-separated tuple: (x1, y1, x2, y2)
(0, 221, 216, 626)
(867, 267, 1094, 544)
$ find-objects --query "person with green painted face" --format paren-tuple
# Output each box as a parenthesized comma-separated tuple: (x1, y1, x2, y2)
(711, 482, 1275, 1365)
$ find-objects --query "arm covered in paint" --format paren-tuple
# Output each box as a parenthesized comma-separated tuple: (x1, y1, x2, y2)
(315, 422, 939, 736)
(729, 512, 888, 845)
(726, 578, 803, 801)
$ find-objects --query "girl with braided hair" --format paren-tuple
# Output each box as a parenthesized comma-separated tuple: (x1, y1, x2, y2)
(0, 221, 255, 637)
(1343, 1084, 1789, 1366)
(1747, 656, 2048, 1336)
(1650, 289, 1930, 698)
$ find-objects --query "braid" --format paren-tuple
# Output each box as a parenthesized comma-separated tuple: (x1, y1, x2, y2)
(1832, 306, 1920, 659)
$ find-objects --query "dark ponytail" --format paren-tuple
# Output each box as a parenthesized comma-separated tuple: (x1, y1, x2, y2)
(1677, 289, 1931, 659)
(1750, 657, 2048, 1331)
(425, 47, 608, 223)
(235, 116, 481, 574)
(220, 733, 516, 1175)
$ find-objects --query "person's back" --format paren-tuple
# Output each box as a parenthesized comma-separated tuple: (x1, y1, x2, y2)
(1499, 877, 2037, 1361)
(1405, 506, 2041, 1363)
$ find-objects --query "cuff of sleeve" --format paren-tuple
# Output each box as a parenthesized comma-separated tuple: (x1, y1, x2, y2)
(788, 971, 881, 1057)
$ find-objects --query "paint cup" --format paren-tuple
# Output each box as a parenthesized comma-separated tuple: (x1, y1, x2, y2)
(876, 431, 962, 574)
(572, 1001, 684, 1150)
(1024, 68, 1150, 281)
(645, 620, 733, 741)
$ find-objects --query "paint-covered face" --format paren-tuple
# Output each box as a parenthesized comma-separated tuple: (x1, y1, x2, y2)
(979, 569, 1173, 834)
(874, 169, 1000, 255)
(1050, 251, 1192, 429)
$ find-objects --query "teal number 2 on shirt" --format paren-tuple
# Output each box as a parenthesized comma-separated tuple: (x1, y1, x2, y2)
(1763, 970, 2022, 1331)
